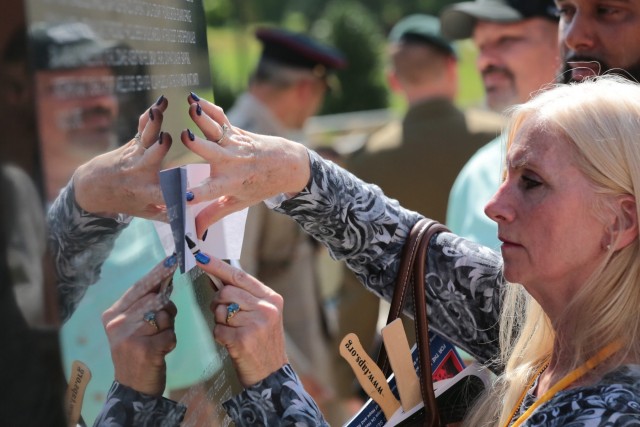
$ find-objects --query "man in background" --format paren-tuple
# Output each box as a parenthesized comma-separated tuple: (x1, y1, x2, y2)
(442, 0, 561, 248)
(227, 27, 350, 424)
(347, 14, 499, 221)
(557, 0, 640, 84)
(335, 14, 501, 404)
(30, 22, 121, 202)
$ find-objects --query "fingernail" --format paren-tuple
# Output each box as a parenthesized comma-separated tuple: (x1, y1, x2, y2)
(158, 131, 164, 145)
(165, 282, 174, 298)
(195, 252, 210, 264)
(164, 253, 177, 267)
(196, 103, 202, 116)
(187, 128, 195, 141)
(190, 91, 200, 101)
(202, 229, 208, 241)
(149, 108, 155, 121)
(186, 191, 194, 202)
(155, 94, 165, 106)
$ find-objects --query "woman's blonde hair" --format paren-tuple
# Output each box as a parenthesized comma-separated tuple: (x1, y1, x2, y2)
(464, 75, 640, 426)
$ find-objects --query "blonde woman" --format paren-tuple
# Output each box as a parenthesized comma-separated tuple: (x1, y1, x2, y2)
(182, 76, 640, 426)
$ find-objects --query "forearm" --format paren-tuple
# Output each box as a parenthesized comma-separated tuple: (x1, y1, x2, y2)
(273, 150, 422, 302)
(93, 381, 186, 427)
(274, 150, 505, 364)
(223, 364, 329, 427)
(47, 180, 130, 323)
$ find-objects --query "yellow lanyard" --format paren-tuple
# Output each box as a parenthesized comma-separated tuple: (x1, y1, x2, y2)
(505, 340, 622, 427)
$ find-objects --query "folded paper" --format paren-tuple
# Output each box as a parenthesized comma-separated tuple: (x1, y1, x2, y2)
(156, 163, 248, 272)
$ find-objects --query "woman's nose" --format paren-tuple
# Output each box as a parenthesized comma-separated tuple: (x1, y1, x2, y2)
(484, 183, 514, 224)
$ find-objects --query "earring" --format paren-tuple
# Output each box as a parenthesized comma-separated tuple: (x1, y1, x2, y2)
(606, 244, 612, 251)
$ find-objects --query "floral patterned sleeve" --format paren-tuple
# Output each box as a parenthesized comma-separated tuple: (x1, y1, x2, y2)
(47, 180, 130, 323)
(274, 150, 506, 363)
(92, 381, 186, 427)
(223, 364, 329, 427)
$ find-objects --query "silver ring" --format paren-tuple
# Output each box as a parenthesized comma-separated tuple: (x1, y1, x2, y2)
(214, 124, 229, 144)
(143, 311, 159, 331)
(134, 131, 142, 145)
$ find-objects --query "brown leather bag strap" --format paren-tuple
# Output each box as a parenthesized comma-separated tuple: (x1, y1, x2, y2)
(376, 219, 445, 372)
(377, 218, 436, 375)
(375, 218, 449, 427)
(413, 222, 449, 427)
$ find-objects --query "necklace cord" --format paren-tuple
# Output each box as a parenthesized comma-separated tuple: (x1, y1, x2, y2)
(505, 340, 622, 427)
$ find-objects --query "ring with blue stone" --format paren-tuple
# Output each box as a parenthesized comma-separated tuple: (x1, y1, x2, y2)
(226, 302, 240, 324)
(143, 311, 159, 331)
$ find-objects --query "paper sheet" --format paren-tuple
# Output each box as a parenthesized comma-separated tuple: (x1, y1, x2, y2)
(157, 163, 248, 272)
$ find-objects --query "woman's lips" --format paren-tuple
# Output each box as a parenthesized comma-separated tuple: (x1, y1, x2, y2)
(499, 236, 522, 249)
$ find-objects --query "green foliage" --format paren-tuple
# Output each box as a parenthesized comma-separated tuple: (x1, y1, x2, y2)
(315, 1, 388, 114)
(203, 0, 233, 26)
(207, 27, 259, 109)
(203, 0, 464, 29)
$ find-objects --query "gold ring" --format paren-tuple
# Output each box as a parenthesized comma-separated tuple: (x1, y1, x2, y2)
(143, 311, 159, 331)
(214, 124, 229, 144)
(225, 302, 240, 324)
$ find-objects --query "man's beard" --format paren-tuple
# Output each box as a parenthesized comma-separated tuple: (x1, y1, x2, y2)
(481, 65, 517, 112)
(560, 56, 640, 83)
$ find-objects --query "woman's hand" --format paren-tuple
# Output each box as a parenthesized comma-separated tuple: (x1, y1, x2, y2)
(197, 255, 288, 387)
(181, 94, 310, 238)
(73, 96, 172, 221)
(102, 254, 178, 396)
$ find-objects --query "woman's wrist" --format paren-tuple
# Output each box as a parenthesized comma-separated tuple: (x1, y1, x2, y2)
(283, 143, 312, 198)
(72, 161, 113, 217)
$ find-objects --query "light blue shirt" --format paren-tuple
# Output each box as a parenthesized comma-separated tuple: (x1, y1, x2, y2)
(446, 135, 505, 251)
(60, 218, 218, 423)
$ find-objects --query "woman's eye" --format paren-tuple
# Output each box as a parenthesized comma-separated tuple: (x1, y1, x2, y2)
(557, 6, 575, 20)
(597, 6, 621, 17)
(522, 175, 542, 190)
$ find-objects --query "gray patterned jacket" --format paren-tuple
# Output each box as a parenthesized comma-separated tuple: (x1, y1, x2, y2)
(51, 151, 640, 426)
(48, 183, 187, 425)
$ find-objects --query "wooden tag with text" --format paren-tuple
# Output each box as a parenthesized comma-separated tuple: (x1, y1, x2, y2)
(381, 318, 422, 410)
(65, 360, 91, 427)
(340, 332, 401, 420)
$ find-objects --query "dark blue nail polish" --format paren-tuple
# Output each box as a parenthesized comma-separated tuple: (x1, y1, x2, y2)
(186, 234, 209, 264)
(195, 252, 210, 264)
(196, 103, 202, 116)
(190, 91, 200, 101)
(187, 129, 195, 141)
(202, 229, 208, 241)
(164, 253, 177, 267)
(186, 191, 194, 202)
(149, 108, 154, 121)
(158, 131, 164, 145)
(155, 94, 165, 106)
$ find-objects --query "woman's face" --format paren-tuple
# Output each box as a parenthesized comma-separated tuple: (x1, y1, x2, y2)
(484, 119, 608, 316)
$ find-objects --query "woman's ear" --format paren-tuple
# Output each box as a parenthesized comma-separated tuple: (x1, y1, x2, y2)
(610, 195, 638, 251)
